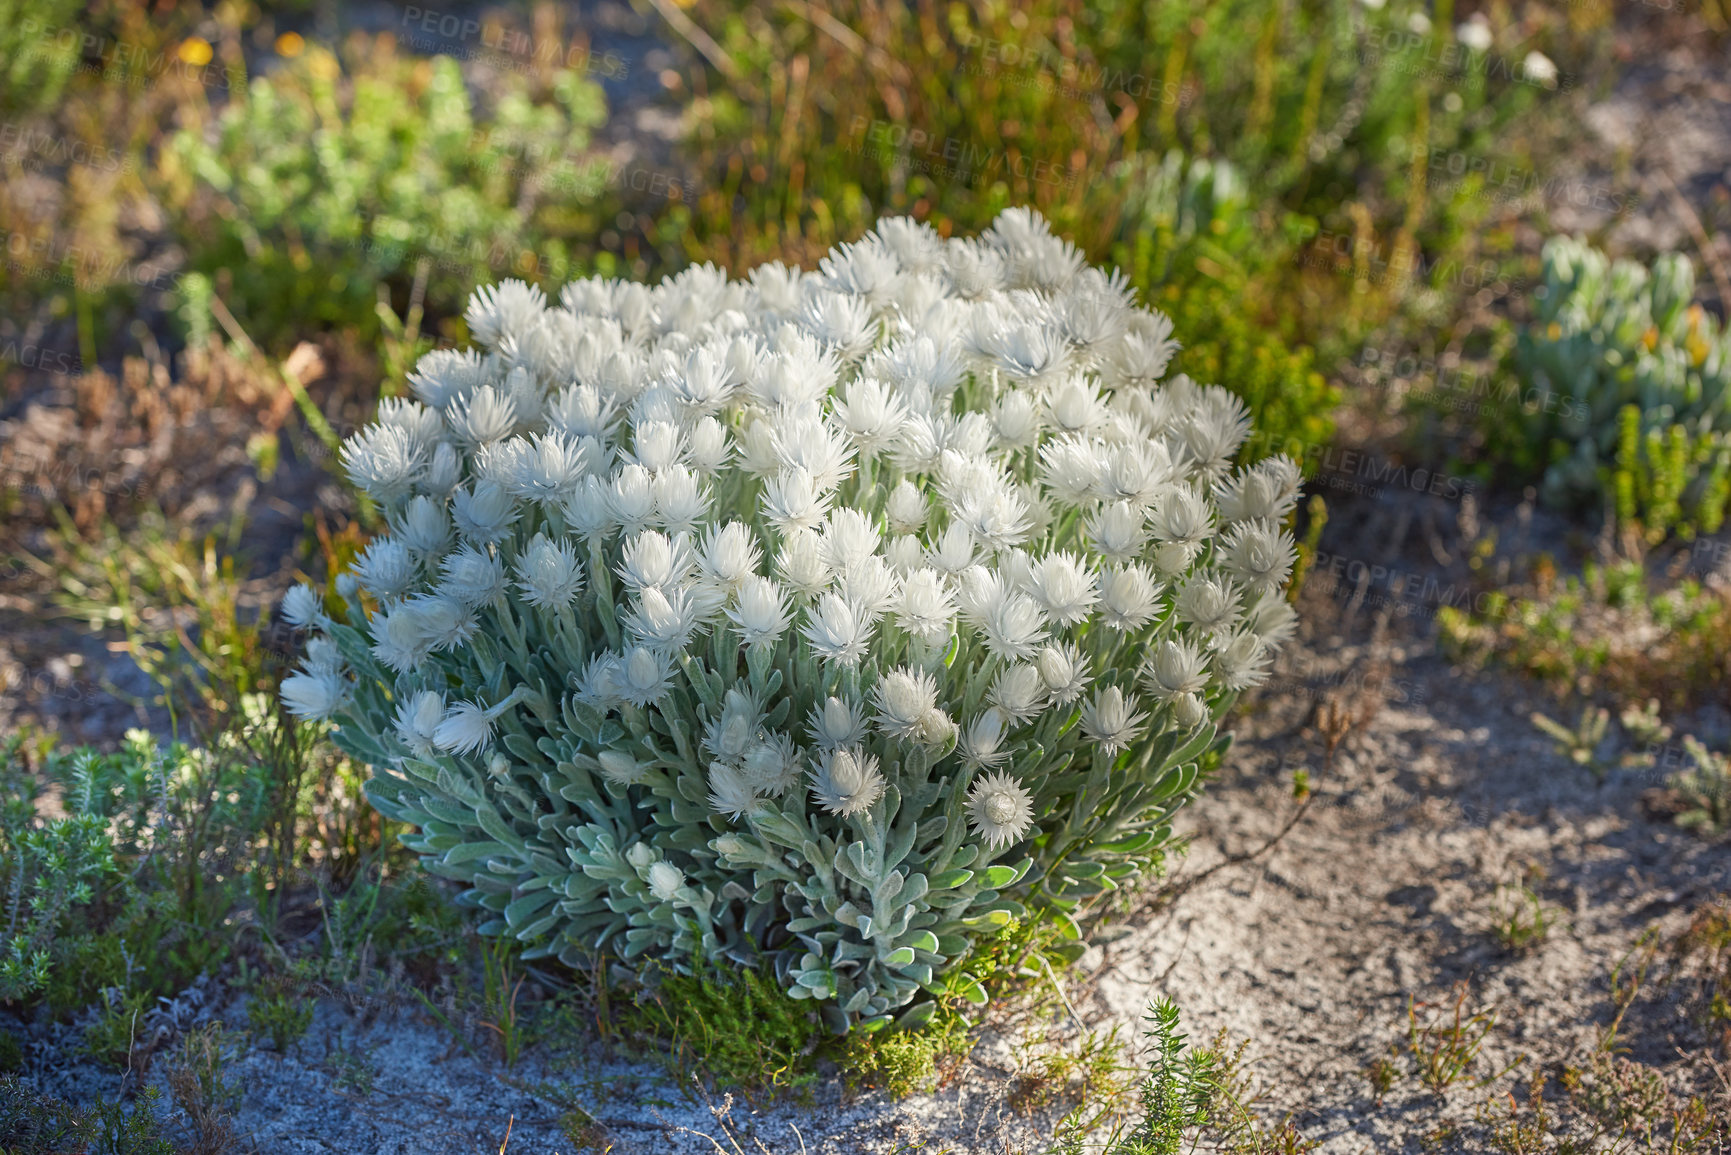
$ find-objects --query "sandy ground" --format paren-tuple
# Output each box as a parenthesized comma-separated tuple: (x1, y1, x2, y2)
(20, 596, 1730, 1153)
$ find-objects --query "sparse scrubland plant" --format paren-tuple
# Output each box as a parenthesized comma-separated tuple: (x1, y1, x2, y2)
(286, 209, 1302, 1032)
(1507, 236, 1731, 540)
(0, 740, 118, 1004)
(1439, 558, 1731, 712)
(161, 35, 609, 349)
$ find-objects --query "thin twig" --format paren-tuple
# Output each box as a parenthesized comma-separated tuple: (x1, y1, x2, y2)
(644, 0, 741, 82)
(1658, 166, 1731, 315)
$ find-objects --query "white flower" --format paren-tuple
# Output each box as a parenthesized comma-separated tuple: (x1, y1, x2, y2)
(776, 528, 833, 597)
(343, 423, 426, 502)
(1213, 628, 1272, 692)
(370, 601, 433, 673)
(978, 587, 1048, 663)
(1149, 483, 1214, 547)
(619, 529, 693, 594)
(925, 523, 979, 575)
(393, 690, 446, 758)
(609, 464, 658, 536)
(1522, 51, 1558, 88)
(1099, 563, 1162, 632)
(646, 861, 686, 902)
(434, 699, 496, 755)
(742, 734, 804, 796)
(516, 533, 585, 609)
(623, 585, 701, 652)
(618, 645, 674, 706)
(562, 475, 615, 538)
(803, 594, 873, 666)
(1143, 638, 1211, 700)
(808, 695, 868, 750)
(820, 509, 882, 570)
(395, 495, 452, 556)
(990, 663, 1048, 725)
(874, 667, 939, 740)
(598, 749, 650, 786)
(728, 576, 792, 647)
(353, 538, 417, 602)
(465, 279, 547, 347)
(440, 545, 507, 607)
(966, 770, 1035, 848)
(281, 669, 347, 721)
(446, 384, 520, 448)
(688, 416, 732, 473)
(1087, 501, 1147, 561)
(961, 707, 1011, 769)
(836, 555, 899, 621)
(1035, 642, 1091, 705)
(1220, 520, 1296, 598)
(1173, 692, 1209, 730)
(709, 758, 758, 820)
(282, 583, 325, 629)
(762, 468, 833, 532)
(1456, 16, 1493, 53)
(699, 522, 760, 592)
(1029, 552, 1099, 626)
(809, 747, 885, 817)
(1174, 572, 1244, 636)
(1245, 595, 1299, 648)
(407, 593, 479, 652)
(506, 431, 593, 505)
(1214, 456, 1302, 523)
(1080, 686, 1147, 754)
(833, 376, 909, 456)
(453, 481, 520, 545)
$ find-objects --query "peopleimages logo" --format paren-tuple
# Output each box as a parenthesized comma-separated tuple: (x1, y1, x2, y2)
(846, 118, 1078, 189)
(0, 339, 81, 376)
(399, 6, 628, 81)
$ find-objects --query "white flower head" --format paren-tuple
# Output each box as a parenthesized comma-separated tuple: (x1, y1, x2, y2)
(516, 533, 585, 609)
(393, 690, 446, 758)
(434, 699, 496, 756)
(281, 669, 347, 721)
(966, 770, 1035, 849)
(282, 583, 326, 629)
(1080, 686, 1147, 754)
(874, 667, 939, 741)
(803, 593, 873, 666)
(961, 707, 1012, 769)
(1143, 638, 1211, 700)
(809, 747, 886, 817)
(808, 695, 868, 750)
(728, 576, 792, 647)
(646, 860, 686, 903)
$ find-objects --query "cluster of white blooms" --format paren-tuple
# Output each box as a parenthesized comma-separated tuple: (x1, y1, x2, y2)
(286, 209, 1301, 1029)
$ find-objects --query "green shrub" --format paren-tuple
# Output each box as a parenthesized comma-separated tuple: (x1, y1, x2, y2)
(246, 976, 315, 1054)
(0, 744, 118, 1005)
(161, 35, 609, 349)
(1504, 236, 1731, 539)
(0, 1078, 174, 1155)
(0, 0, 85, 116)
(624, 961, 822, 1094)
(1108, 152, 1339, 465)
(300, 214, 1300, 1033)
(1438, 559, 1731, 711)
(1671, 738, 1731, 837)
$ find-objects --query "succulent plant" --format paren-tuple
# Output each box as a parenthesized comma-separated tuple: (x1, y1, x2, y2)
(1517, 235, 1731, 534)
(282, 209, 1301, 1031)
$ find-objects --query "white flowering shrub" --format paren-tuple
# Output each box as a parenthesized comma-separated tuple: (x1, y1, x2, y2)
(281, 208, 1302, 1032)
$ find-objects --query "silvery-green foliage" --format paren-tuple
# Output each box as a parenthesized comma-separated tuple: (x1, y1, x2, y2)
(1519, 235, 1731, 510)
(283, 209, 1301, 1032)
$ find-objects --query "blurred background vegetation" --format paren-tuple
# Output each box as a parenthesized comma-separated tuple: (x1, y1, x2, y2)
(4, 0, 1731, 1135)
